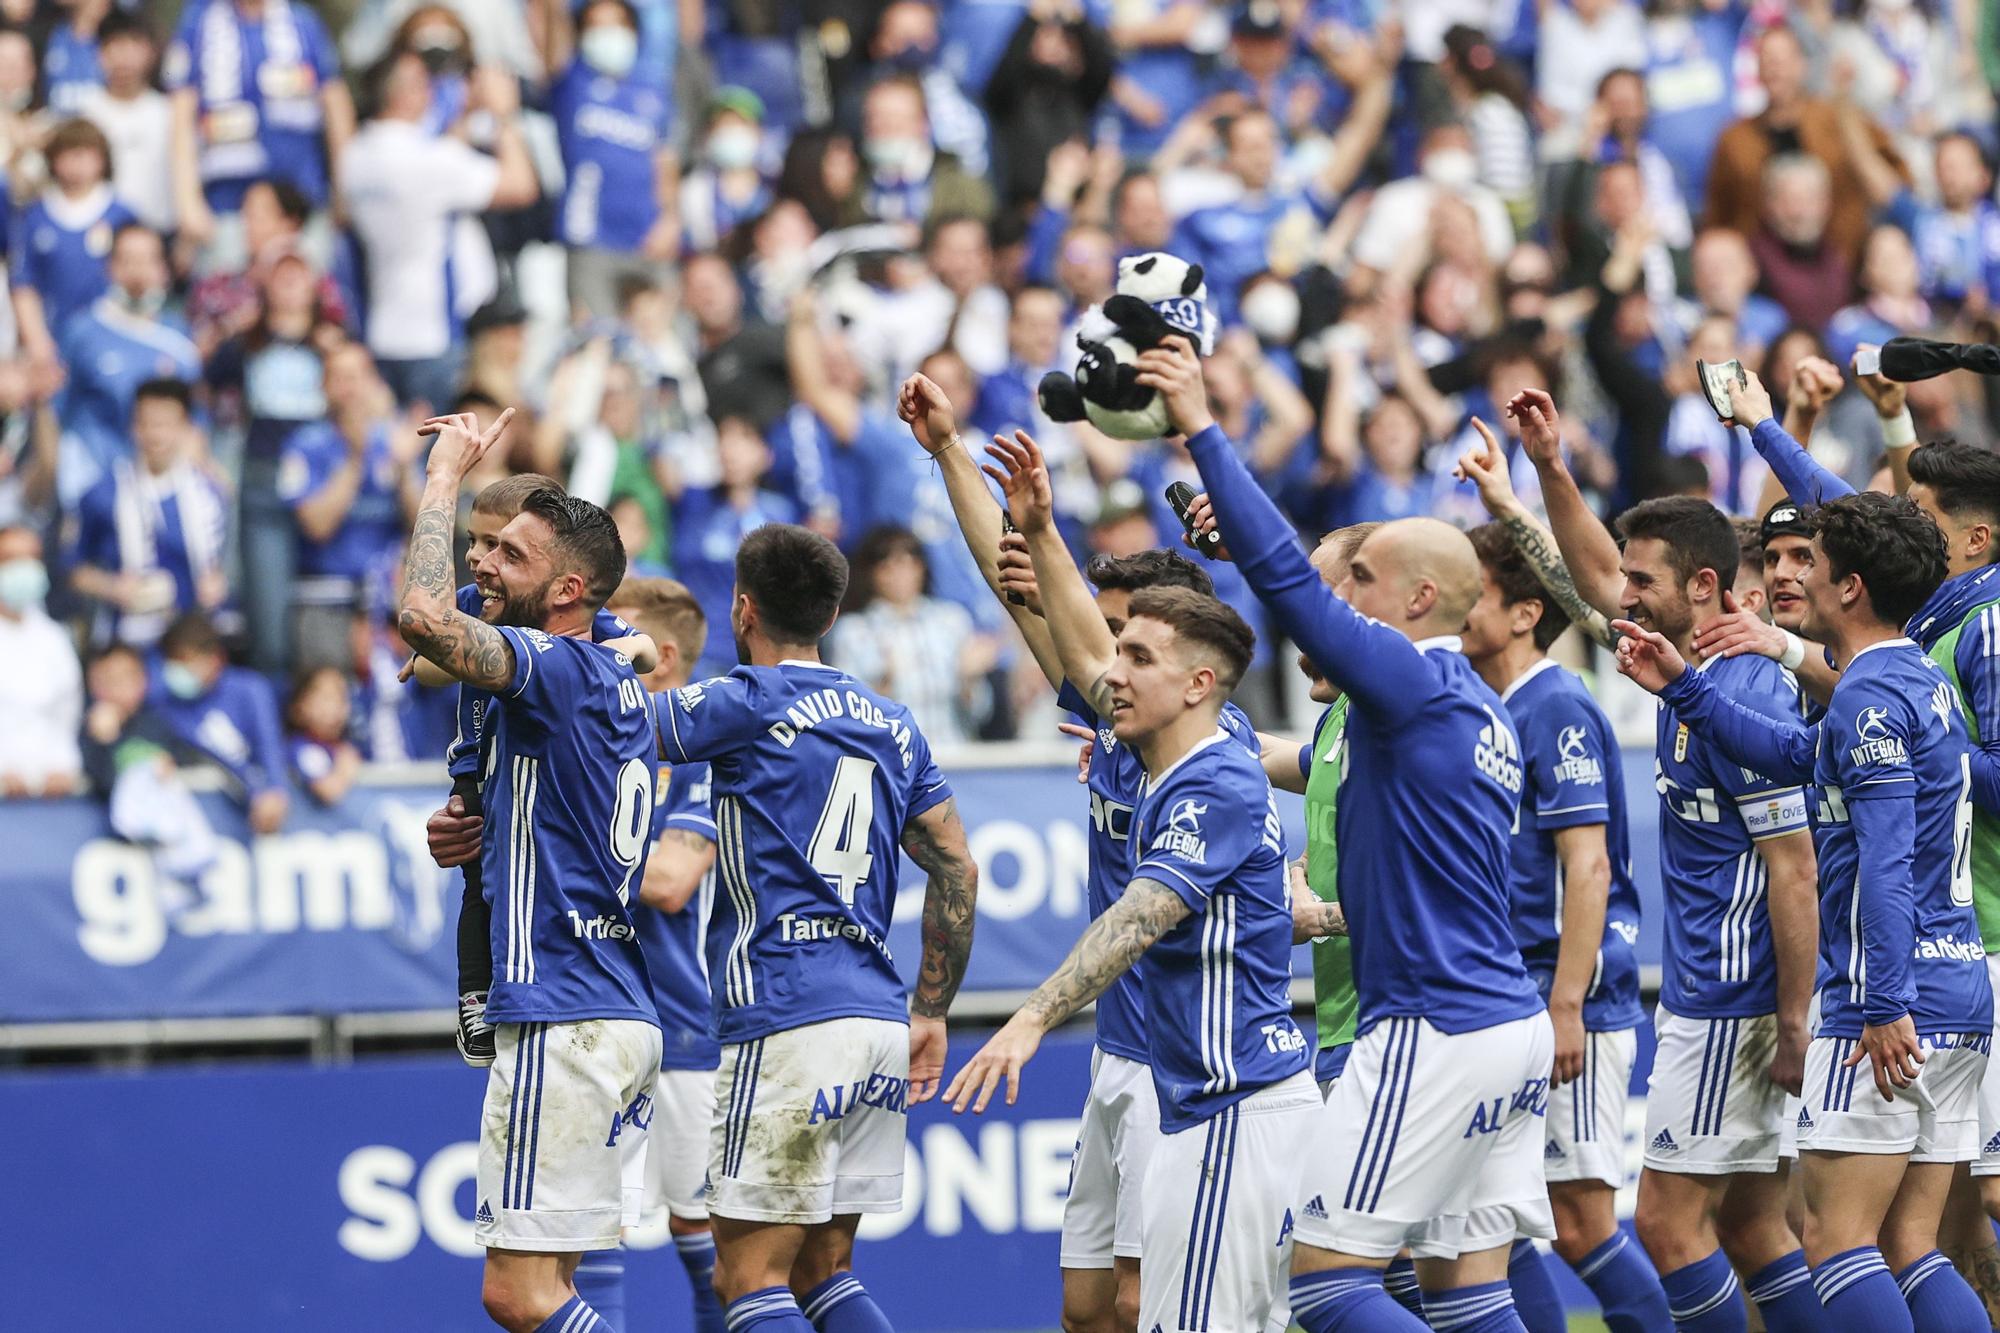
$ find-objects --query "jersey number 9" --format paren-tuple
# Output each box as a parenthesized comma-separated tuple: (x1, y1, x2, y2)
(610, 757, 656, 904)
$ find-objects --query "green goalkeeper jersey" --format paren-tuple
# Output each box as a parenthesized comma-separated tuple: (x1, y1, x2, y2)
(1306, 695, 1357, 1079)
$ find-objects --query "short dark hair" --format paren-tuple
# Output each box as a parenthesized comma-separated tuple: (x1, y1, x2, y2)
(160, 611, 223, 659)
(97, 11, 155, 46)
(1616, 496, 1738, 594)
(112, 220, 161, 253)
(134, 377, 193, 416)
(1126, 586, 1255, 691)
(1813, 492, 1947, 628)
(520, 488, 626, 610)
(609, 576, 706, 669)
(1469, 523, 1569, 651)
(1908, 441, 2000, 532)
(736, 524, 849, 644)
(472, 473, 564, 518)
(1085, 548, 1216, 598)
(251, 176, 313, 229)
(1732, 518, 1765, 567)
(46, 117, 110, 171)
(849, 525, 929, 609)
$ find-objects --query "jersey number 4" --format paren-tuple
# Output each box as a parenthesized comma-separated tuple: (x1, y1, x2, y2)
(809, 756, 878, 906)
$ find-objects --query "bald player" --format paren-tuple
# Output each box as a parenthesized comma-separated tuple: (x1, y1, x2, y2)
(1143, 339, 1555, 1331)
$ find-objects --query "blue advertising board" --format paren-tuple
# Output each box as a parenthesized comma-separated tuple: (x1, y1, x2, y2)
(0, 1026, 1661, 1328)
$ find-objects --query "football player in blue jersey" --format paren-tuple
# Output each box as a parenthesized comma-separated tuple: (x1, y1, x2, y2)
(606, 577, 730, 1333)
(899, 371, 1277, 1333)
(1137, 337, 1557, 1332)
(649, 522, 979, 1333)
(399, 411, 666, 1333)
(417, 473, 658, 1068)
(1615, 491, 1995, 1333)
(947, 426, 1317, 1333)
(1459, 512, 1673, 1333)
(1527, 388, 1825, 1333)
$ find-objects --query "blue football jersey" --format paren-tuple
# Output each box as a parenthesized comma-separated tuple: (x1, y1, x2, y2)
(1129, 730, 1307, 1131)
(635, 754, 722, 1071)
(654, 662, 954, 1042)
(446, 585, 635, 779)
(1057, 680, 1258, 1066)
(1501, 660, 1645, 1032)
(480, 627, 660, 1026)
(1654, 654, 1813, 1018)
(1812, 641, 1991, 1038)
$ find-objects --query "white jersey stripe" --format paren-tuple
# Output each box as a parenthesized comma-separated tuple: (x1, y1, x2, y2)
(522, 757, 540, 985)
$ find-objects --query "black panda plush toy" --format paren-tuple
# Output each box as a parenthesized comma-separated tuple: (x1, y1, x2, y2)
(1037, 252, 1215, 440)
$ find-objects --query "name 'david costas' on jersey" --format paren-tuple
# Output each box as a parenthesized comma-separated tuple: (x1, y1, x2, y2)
(760, 684, 919, 768)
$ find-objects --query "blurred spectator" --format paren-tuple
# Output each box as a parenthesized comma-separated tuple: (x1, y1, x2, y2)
(287, 663, 361, 804)
(684, 251, 788, 427)
(672, 414, 799, 677)
(1891, 131, 2000, 314)
(1350, 124, 1516, 281)
(339, 54, 536, 410)
(1686, 226, 1788, 356)
(1640, 0, 1747, 204)
(1536, 0, 1646, 152)
(984, 0, 1111, 205)
(206, 243, 340, 675)
(1440, 26, 1535, 225)
(679, 88, 773, 256)
(12, 118, 134, 388)
(543, 0, 678, 318)
(71, 379, 231, 649)
(0, 524, 83, 797)
(1581, 66, 1692, 250)
(278, 342, 419, 673)
(827, 524, 996, 746)
(1704, 23, 1907, 263)
(862, 0, 990, 180)
(841, 74, 995, 226)
(188, 177, 346, 357)
(79, 640, 218, 893)
(55, 224, 200, 499)
(554, 349, 676, 566)
(149, 611, 287, 834)
(1749, 152, 1852, 332)
(776, 127, 862, 233)
(851, 214, 1009, 383)
(38, 0, 111, 118)
(80, 12, 174, 234)
(165, 0, 354, 263)
(1315, 346, 1440, 528)
(1825, 222, 1929, 368)
(1099, 0, 1206, 157)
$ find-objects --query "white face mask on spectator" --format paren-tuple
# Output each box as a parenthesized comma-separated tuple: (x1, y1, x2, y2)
(0, 557, 46, 611)
(865, 136, 927, 177)
(709, 125, 761, 171)
(1422, 147, 1477, 191)
(581, 25, 639, 78)
(1241, 283, 1300, 344)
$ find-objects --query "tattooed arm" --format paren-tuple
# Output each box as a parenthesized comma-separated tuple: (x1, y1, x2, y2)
(904, 796, 978, 1104)
(398, 410, 520, 691)
(904, 797, 979, 1020)
(944, 878, 1189, 1113)
(639, 828, 718, 913)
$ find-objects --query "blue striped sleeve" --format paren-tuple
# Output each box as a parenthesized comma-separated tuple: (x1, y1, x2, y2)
(1750, 419, 1855, 508)
(1956, 606, 2000, 814)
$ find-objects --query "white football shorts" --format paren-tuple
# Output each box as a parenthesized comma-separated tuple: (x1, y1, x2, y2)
(708, 1016, 909, 1226)
(1798, 1030, 1988, 1163)
(645, 1065, 718, 1221)
(1138, 1072, 1318, 1333)
(1296, 1012, 1557, 1261)
(1544, 1027, 1637, 1188)
(1641, 1008, 1787, 1175)
(475, 1018, 662, 1252)
(1061, 1048, 1162, 1269)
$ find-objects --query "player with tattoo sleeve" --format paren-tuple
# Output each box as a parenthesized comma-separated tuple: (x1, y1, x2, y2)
(947, 431, 1315, 1333)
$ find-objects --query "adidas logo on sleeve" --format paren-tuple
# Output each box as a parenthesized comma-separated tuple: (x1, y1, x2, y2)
(1650, 1128, 1679, 1154)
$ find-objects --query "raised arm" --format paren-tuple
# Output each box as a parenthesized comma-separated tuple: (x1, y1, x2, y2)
(904, 796, 979, 1103)
(1457, 416, 1617, 650)
(1724, 370, 1856, 508)
(1136, 338, 1431, 723)
(398, 410, 520, 692)
(981, 431, 1119, 712)
(1612, 621, 1818, 782)
(1514, 388, 1624, 621)
(1853, 352, 1917, 496)
(897, 373, 1064, 687)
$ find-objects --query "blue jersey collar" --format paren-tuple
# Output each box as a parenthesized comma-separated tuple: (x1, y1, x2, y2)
(1909, 564, 2000, 649)
(1499, 656, 1560, 704)
(1412, 634, 1463, 655)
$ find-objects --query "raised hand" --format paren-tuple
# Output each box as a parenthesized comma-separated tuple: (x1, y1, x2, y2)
(1455, 418, 1524, 517)
(1133, 336, 1217, 438)
(1790, 356, 1843, 414)
(1505, 388, 1563, 467)
(1182, 491, 1233, 561)
(1610, 619, 1689, 694)
(1722, 369, 1775, 430)
(1057, 721, 1093, 784)
(981, 431, 1058, 534)
(419, 408, 516, 482)
(1853, 345, 1909, 418)
(1692, 589, 1787, 663)
(898, 372, 960, 456)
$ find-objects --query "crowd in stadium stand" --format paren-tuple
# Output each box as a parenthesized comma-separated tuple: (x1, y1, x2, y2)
(0, 0, 1993, 825)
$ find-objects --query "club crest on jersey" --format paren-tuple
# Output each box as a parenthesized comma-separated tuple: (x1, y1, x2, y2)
(1475, 706, 1523, 793)
(1550, 724, 1603, 785)
(1848, 705, 1908, 767)
(1673, 723, 1689, 762)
